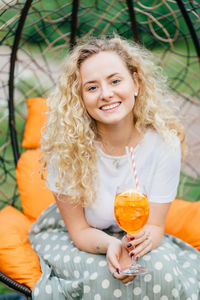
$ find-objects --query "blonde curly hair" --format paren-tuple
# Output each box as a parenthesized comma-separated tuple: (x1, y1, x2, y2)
(41, 35, 186, 206)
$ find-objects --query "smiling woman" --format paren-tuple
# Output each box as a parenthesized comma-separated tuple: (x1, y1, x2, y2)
(80, 51, 138, 131)
(80, 51, 139, 131)
(28, 35, 200, 299)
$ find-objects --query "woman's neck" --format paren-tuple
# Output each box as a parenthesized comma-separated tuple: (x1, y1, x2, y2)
(97, 121, 142, 156)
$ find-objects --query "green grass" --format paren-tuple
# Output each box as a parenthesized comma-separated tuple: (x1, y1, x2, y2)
(178, 174, 200, 202)
(0, 283, 15, 296)
(0, 282, 27, 298)
(153, 39, 199, 97)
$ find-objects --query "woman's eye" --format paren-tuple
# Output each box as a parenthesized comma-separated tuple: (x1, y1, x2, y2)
(112, 79, 120, 85)
(88, 86, 97, 91)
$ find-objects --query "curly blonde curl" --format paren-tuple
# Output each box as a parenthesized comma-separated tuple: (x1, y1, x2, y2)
(41, 35, 186, 207)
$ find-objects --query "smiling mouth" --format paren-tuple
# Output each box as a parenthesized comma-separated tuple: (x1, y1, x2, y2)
(100, 102, 121, 111)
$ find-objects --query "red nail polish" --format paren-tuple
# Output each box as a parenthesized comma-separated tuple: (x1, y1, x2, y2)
(130, 237, 135, 241)
(127, 243, 132, 248)
(130, 252, 134, 257)
(116, 268, 120, 274)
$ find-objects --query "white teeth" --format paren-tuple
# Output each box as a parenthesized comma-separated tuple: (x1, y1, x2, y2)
(101, 103, 120, 111)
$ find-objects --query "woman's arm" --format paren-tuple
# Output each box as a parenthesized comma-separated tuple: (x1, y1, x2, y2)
(147, 202, 171, 248)
(55, 193, 119, 254)
(55, 193, 136, 283)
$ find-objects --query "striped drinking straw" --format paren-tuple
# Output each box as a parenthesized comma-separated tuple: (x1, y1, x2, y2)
(125, 146, 140, 190)
(130, 147, 139, 190)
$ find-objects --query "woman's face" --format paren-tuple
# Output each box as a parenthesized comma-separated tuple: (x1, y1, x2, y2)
(80, 51, 139, 129)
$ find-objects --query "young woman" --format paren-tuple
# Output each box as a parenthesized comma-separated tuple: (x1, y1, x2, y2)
(29, 36, 200, 299)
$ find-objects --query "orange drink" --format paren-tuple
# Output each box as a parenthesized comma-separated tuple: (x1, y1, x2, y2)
(114, 147, 150, 275)
(114, 189, 149, 234)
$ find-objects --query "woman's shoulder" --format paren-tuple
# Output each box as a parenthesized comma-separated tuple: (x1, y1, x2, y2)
(145, 128, 180, 146)
(142, 128, 181, 157)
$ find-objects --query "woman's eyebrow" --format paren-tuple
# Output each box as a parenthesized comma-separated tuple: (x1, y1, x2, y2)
(107, 73, 120, 79)
(83, 80, 97, 87)
(83, 73, 120, 87)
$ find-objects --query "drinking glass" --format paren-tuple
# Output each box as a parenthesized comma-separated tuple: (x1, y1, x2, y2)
(114, 183, 149, 275)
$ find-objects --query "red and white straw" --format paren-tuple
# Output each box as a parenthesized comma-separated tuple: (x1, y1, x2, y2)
(125, 146, 139, 190)
(130, 147, 139, 190)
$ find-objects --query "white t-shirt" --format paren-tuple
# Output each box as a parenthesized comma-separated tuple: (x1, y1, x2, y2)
(46, 129, 181, 232)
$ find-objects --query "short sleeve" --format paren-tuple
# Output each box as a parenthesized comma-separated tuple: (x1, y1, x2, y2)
(148, 138, 181, 203)
(46, 158, 60, 193)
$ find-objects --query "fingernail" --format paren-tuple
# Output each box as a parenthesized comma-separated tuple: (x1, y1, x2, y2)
(130, 252, 134, 257)
(127, 243, 132, 248)
(135, 256, 139, 261)
(116, 268, 120, 274)
(130, 237, 135, 241)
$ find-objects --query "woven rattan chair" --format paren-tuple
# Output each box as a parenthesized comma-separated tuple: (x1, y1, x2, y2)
(0, 1, 200, 298)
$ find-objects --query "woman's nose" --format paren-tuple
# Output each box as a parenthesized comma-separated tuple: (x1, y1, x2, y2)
(100, 84, 114, 100)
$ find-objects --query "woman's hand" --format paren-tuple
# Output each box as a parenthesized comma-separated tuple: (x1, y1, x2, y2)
(106, 239, 136, 283)
(122, 226, 153, 261)
(120, 202, 170, 260)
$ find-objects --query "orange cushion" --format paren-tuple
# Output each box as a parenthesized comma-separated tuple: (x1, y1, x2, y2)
(165, 199, 200, 251)
(0, 206, 42, 290)
(16, 149, 55, 222)
(22, 97, 48, 149)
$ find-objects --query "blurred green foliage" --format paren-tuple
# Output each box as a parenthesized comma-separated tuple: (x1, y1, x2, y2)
(0, 0, 192, 47)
